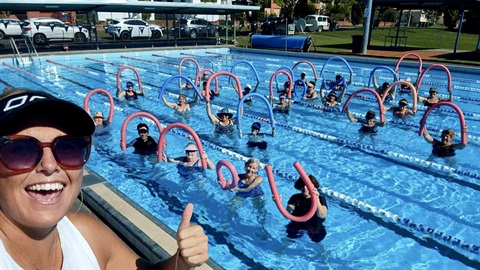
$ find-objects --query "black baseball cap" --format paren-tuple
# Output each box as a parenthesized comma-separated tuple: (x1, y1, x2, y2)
(0, 89, 95, 137)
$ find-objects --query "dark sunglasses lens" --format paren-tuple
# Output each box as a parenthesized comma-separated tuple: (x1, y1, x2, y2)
(53, 137, 89, 168)
(0, 137, 41, 171)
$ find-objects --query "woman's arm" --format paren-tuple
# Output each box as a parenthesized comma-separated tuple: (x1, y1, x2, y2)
(373, 74, 379, 89)
(347, 110, 357, 122)
(187, 93, 199, 108)
(162, 96, 177, 109)
(206, 102, 218, 124)
(232, 176, 263, 192)
(137, 88, 146, 97)
(316, 198, 328, 218)
(337, 86, 347, 103)
(422, 127, 434, 144)
(116, 90, 125, 98)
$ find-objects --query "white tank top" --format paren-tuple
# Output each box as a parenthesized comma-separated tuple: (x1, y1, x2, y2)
(0, 216, 100, 269)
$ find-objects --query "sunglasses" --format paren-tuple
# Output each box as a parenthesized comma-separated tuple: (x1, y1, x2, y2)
(185, 150, 197, 153)
(0, 135, 91, 173)
(138, 130, 148, 134)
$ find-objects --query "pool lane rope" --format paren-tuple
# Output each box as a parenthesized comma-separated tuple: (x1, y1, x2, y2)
(159, 111, 480, 257)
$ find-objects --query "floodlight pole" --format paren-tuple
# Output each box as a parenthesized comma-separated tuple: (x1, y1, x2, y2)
(361, 0, 373, 54)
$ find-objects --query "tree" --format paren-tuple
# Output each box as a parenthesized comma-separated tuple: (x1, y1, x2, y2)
(351, 2, 364, 26)
(441, 9, 459, 31)
(324, 0, 356, 21)
(424, 10, 439, 26)
(381, 8, 398, 26)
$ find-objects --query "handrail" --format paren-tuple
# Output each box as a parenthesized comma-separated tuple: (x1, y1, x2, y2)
(24, 36, 40, 65)
(9, 37, 23, 66)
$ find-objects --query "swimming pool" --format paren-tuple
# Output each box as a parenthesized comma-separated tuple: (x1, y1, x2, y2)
(1, 47, 480, 269)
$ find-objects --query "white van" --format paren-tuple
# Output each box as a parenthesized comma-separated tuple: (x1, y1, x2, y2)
(305, 15, 332, 32)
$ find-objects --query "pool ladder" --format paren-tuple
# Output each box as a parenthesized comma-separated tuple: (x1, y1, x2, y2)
(9, 37, 40, 67)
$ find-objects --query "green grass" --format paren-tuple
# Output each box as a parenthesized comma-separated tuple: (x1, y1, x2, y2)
(234, 26, 480, 65)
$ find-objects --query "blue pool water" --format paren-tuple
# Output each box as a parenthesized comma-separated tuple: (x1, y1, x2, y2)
(1, 47, 480, 269)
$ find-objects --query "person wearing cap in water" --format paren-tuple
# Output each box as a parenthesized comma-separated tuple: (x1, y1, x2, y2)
(231, 81, 258, 103)
(320, 89, 341, 108)
(92, 111, 110, 127)
(347, 110, 386, 134)
(384, 98, 415, 118)
(297, 72, 307, 87)
(322, 73, 352, 98)
(206, 103, 238, 135)
(418, 87, 447, 107)
(273, 94, 292, 113)
(116, 81, 146, 100)
(302, 81, 318, 101)
(245, 122, 275, 150)
(399, 77, 413, 93)
(373, 75, 395, 102)
(126, 123, 158, 155)
(163, 142, 215, 169)
(0, 88, 209, 270)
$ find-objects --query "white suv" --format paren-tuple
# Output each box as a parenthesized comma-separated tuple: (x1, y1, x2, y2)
(304, 15, 334, 32)
(21, 18, 89, 44)
(107, 18, 163, 40)
(0, 18, 23, 39)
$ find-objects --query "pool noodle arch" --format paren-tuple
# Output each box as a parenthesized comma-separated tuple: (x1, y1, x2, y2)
(116, 66, 143, 93)
(236, 93, 276, 138)
(269, 70, 293, 100)
(394, 52, 423, 81)
(195, 68, 219, 95)
(120, 111, 164, 162)
(274, 66, 294, 88)
(216, 159, 240, 190)
(381, 81, 418, 112)
(266, 161, 319, 222)
(293, 79, 308, 97)
(418, 101, 468, 145)
(178, 57, 200, 77)
(158, 74, 203, 102)
(228, 60, 260, 86)
(158, 122, 208, 169)
(367, 66, 399, 89)
(291, 60, 318, 81)
(417, 64, 453, 102)
(205, 71, 243, 102)
(342, 88, 386, 123)
(318, 56, 354, 90)
(322, 76, 345, 91)
(198, 58, 214, 71)
(83, 88, 115, 123)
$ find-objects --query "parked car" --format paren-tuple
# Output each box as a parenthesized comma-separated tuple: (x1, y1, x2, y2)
(21, 18, 89, 44)
(304, 15, 337, 32)
(173, 17, 222, 38)
(0, 18, 24, 39)
(106, 18, 163, 40)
